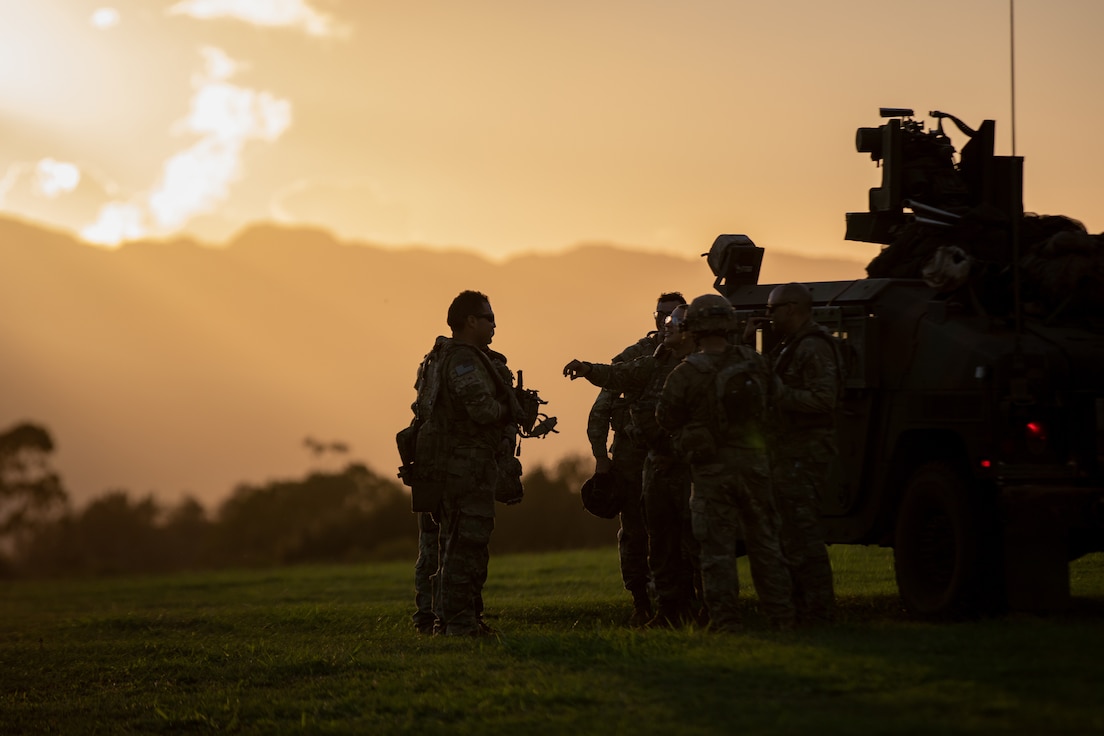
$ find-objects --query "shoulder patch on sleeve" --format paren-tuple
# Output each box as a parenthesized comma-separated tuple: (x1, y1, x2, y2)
(453, 361, 476, 377)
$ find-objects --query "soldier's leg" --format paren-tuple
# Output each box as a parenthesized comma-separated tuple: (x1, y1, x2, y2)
(413, 512, 440, 633)
(676, 462, 704, 621)
(473, 550, 490, 632)
(611, 438, 651, 622)
(642, 455, 674, 621)
(690, 465, 742, 632)
(645, 454, 695, 624)
(731, 452, 796, 629)
(438, 455, 496, 636)
(774, 454, 834, 623)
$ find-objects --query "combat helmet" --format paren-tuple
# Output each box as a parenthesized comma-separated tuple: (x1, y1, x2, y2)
(684, 293, 738, 334)
(580, 472, 625, 519)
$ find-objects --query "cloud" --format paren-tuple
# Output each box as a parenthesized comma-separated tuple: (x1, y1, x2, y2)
(32, 159, 81, 198)
(166, 0, 343, 37)
(148, 47, 291, 230)
(0, 160, 118, 235)
(82, 46, 292, 244)
(82, 202, 147, 245)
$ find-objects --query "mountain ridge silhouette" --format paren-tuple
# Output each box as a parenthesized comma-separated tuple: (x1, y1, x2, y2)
(0, 215, 866, 507)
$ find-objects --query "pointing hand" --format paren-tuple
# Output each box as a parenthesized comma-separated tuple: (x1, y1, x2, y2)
(563, 360, 591, 380)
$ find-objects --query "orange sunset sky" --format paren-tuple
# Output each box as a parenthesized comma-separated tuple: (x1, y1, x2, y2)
(2, 0, 1102, 263)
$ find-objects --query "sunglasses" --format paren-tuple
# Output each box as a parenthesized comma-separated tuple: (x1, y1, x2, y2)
(765, 301, 796, 314)
(474, 313, 495, 322)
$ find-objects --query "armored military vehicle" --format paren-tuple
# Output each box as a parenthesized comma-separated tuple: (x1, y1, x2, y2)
(708, 109, 1104, 617)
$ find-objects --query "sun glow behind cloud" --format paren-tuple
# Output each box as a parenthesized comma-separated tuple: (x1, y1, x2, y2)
(150, 47, 291, 230)
(4, 2, 1103, 261)
(89, 8, 120, 29)
(74, 2, 340, 246)
(83, 42, 292, 246)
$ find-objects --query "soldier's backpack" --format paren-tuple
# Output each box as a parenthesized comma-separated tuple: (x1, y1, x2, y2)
(713, 351, 770, 431)
(685, 346, 771, 439)
(396, 337, 452, 512)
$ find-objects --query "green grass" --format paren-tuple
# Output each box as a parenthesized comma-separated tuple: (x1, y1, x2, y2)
(2, 547, 1103, 735)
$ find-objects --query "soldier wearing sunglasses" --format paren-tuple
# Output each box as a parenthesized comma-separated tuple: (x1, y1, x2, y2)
(410, 290, 516, 637)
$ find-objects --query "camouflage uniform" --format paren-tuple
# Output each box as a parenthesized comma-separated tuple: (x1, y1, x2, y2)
(587, 333, 659, 616)
(412, 511, 442, 632)
(587, 354, 700, 624)
(412, 346, 516, 634)
(768, 320, 841, 624)
(414, 514, 489, 633)
(429, 340, 513, 636)
(657, 344, 795, 631)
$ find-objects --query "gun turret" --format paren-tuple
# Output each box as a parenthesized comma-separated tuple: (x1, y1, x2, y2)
(846, 108, 1018, 245)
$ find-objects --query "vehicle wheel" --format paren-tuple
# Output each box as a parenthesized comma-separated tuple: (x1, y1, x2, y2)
(893, 462, 1001, 617)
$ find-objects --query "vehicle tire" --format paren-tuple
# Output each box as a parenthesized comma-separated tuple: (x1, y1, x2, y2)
(893, 462, 1002, 617)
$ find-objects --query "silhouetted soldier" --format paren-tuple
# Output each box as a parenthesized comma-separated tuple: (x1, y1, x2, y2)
(564, 304, 701, 627)
(586, 292, 686, 625)
(658, 294, 795, 631)
(407, 290, 517, 637)
(759, 282, 842, 624)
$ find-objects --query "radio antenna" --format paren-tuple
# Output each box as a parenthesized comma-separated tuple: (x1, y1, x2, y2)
(1009, 0, 1017, 155)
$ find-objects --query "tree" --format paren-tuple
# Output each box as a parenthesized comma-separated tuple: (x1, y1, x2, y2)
(210, 462, 413, 566)
(0, 422, 68, 548)
(74, 491, 165, 575)
(161, 496, 212, 570)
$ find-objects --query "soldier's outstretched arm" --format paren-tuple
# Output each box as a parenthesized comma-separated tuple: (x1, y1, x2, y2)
(563, 359, 593, 381)
(564, 357, 652, 393)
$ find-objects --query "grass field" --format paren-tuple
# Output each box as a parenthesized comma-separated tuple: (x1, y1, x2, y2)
(2, 546, 1103, 735)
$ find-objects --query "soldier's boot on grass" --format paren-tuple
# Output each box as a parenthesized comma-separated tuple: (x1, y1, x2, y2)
(708, 618, 743, 634)
(628, 588, 654, 628)
(646, 599, 694, 629)
(439, 624, 497, 638)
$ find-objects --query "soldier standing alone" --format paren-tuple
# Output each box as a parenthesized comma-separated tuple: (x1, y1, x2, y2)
(411, 344, 521, 635)
(407, 290, 517, 637)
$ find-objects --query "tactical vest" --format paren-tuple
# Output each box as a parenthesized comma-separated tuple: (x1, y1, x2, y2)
(770, 323, 843, 432)
(610, 332, 660, 436)
(627, 358, 676, 455)
(683, 346, 769, 450)
(400, 338, 515, 512)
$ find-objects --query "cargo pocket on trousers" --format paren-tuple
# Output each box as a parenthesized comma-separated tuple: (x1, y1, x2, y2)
(457, 514, 494, 546)
(689, 495, 708, 544)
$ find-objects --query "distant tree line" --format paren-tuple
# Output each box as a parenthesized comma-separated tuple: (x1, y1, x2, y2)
(0, 422, 616, 578)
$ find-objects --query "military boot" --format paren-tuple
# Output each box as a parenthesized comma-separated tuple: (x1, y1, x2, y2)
(647, 600, 693, 629)
(645, 609, 675, 629)
(628, 589, 653, 628)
